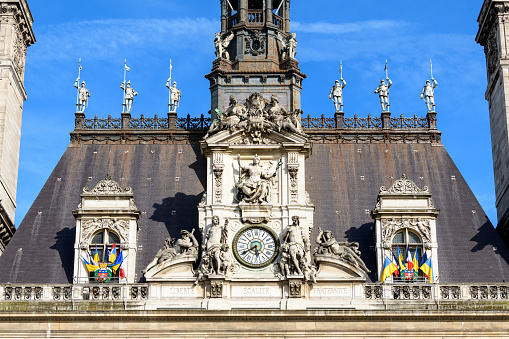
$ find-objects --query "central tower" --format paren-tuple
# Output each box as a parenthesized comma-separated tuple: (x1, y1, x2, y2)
(206, 0, 305, 118)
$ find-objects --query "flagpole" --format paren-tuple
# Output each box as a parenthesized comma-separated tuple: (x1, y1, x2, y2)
(385, 59, 388, 79)
(169, 59, 172, 110)
(340, 60, 343, 80)
(76, 59, 81, 111)
(123, 59, 127, 112)
(430, 59, 433, 79)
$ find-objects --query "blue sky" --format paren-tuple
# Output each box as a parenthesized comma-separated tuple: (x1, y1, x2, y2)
(16, 0, 496, 226)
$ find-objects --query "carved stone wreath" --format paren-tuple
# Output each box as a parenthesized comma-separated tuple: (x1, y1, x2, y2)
(245, 30, 266, 56)
(83, 174, 133, 195)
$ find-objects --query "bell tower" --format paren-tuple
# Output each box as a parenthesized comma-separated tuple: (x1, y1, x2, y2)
(0, 0, 35, 253)
(206, 0, 305, 119)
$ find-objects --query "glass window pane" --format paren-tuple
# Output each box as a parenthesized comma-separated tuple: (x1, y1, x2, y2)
(108, 232, 120, 244)
(91, 232, 103, 244)
(393, 231, 404, 244)
(408, 231, 421, 244)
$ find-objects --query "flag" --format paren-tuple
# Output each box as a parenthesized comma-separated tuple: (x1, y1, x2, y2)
(420, 255, 434, 282)
(93, 245, 100, 264)
(406, 246, 413, 272)
(110, 250, 124, 274)
(82, 256, 99, 273)
(413, 249, 419, 275)
(108, 243, 117, 263)
(397, 245, 405, 274)
(381, 255, 398, 283)
(87, 250, 96, 266)
(124, 60, 130, 72)
(391, 252, 400, 276)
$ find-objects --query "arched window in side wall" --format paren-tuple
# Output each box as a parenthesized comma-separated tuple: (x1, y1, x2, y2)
(89, 229, 121, 283)
(391, 229, 425, 282)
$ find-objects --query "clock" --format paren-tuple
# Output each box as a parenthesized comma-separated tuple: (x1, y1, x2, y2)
(233, 225, 279, 268)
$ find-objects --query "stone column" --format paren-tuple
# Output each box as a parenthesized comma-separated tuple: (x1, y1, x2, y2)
(284, 0, 290, 33)
(265, 0, 272, 25)
(221, 0, 228, 32)
(239, 0, 247, 24)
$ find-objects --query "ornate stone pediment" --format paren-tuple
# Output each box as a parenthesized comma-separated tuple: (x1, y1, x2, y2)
(83, 174, 133, 195)
(204, 92, 308, 145)
(379, 174, 429, 195)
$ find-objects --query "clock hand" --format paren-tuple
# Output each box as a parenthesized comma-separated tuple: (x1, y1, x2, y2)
(241, 245, 257, 256)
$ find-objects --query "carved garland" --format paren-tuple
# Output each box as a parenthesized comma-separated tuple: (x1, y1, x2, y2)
(288, 166, 299, 204)
(381, 218, 432, 249)
(81, 218, 130, 244)
(213, 167, 223, 204)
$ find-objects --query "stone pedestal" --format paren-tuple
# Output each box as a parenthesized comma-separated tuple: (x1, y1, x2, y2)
(239, 203, 273, 223)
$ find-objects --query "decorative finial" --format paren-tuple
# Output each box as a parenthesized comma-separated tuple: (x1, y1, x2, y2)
(74, 59, 90, 113)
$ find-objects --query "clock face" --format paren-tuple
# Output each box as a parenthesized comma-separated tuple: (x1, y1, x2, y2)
(233, 225, 279, 268)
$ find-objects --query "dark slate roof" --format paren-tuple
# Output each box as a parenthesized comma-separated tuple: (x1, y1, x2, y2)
(1, 139, 508, 284)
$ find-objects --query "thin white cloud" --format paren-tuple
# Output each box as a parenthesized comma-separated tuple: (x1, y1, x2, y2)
(292, 20, 407, 35)
(32, 17, 218, 61)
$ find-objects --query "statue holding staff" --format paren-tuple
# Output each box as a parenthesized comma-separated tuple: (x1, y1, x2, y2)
(329, 62, 346, 112)
(421, 60, 437, 112)
(166, 60, 182, 112)
(374, 60, 392, 112)
(74, 59, 90, 112)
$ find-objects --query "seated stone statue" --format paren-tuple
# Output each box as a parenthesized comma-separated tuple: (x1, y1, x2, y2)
(204, 95, 247, 138)
(236, 154, 281, 204)
(143, 229, 198, 274)
(315, 227, 370, 273)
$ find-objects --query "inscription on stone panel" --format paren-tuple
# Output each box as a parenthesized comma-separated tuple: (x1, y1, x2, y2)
(231, 285, 280, 298)
(161, 286, 199, 298)
(310, 286, 351, 298)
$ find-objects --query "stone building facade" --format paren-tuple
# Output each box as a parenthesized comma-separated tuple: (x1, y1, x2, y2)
(0, 0, 509, 337)
(477, 0, 509, 244)
(0, 0, 34, 255)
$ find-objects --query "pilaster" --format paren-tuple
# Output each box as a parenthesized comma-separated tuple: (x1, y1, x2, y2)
(0, 0, 35, 246)
(477, 0, 509, 239)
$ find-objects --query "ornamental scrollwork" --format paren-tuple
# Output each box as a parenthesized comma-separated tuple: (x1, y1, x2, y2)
(83, 174, 133, 195)
(379, 174, 429, 194)
(381, 218, 432, 248)
(245, 30, 266, 56)
(205, 92, 305, 144)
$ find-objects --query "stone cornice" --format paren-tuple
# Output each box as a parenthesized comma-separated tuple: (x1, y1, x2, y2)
(70, 128, 442, 145)
(0, 308, 508, 322)
(0, 1, 36, 48)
